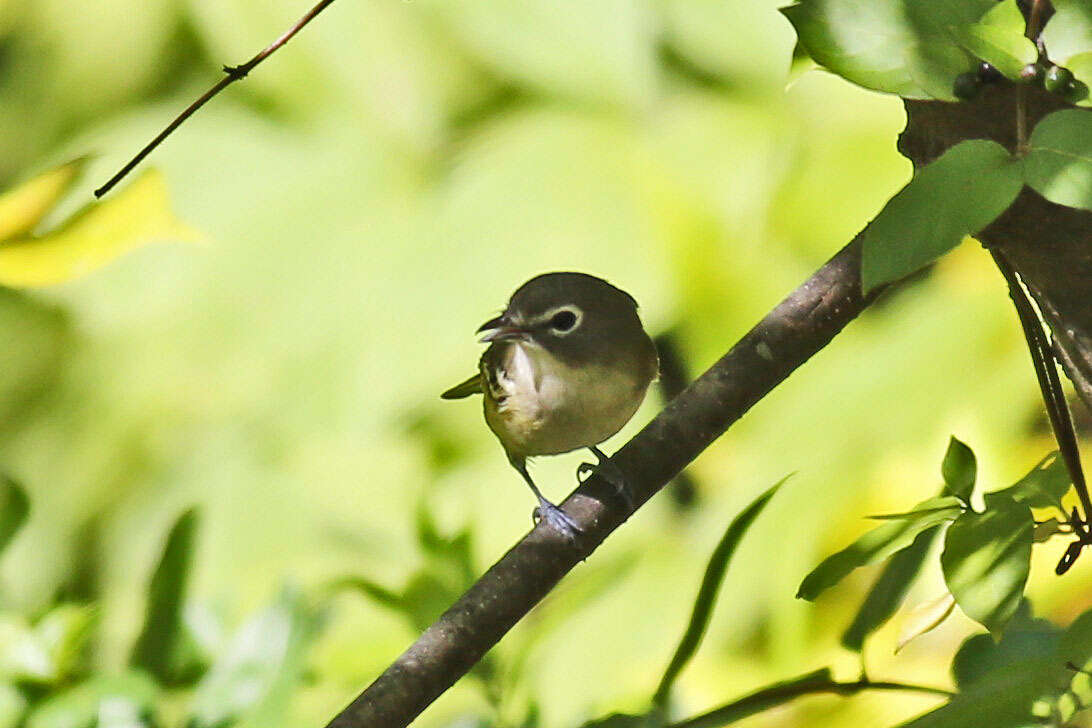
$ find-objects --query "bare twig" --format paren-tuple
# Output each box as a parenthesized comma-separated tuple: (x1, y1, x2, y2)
(324, 236, 882, 727)
(93, 0, 338, 198)
(667, 670, 951, 728)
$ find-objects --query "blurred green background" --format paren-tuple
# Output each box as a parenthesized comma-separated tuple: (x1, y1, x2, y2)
(1, 0, 1089, 726)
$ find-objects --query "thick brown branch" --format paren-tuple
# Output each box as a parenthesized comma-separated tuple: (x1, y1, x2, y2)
(324, 236, 880, 728)
(93, 0, 338, 198)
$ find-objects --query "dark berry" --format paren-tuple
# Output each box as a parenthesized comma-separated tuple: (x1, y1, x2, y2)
(1061, 79, 1090, 105)
(1045, 65, 1075, 93)
(977, 62, 1003, 83)
(953, 72, 982, 100)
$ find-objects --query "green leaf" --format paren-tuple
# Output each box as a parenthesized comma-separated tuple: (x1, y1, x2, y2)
(950, 603, 1055, 689)
(0, 477, 29, 558)
(1024, 109, 1092, 212)
(130, 508, 199, 685)
(903, 609, 1063, 727)
(1042, 0, 1092, 69)
(0, 158, 87, 243)
(0, 170, 200, 288)
(989, 452, 1071, 514)
(780, 0, 990, 101)
(413, 0, 657, 109)
(941, 436, 976, 502)
(841, 525, 941, 652)
(798, 496, 962, 601)
(1068, 52, 1092, 106)
(24, 671, 158, 728)
(0, 682, 25, 728)
(955, 1, 1037, 80)
(34, 605, 97, 684)
(861, 139, 1023, 293)
(867, 495, 964, 520)
(97, 697, 151, 728)
(400, 572, 465, 633)
(0, 605, 96, 685)
(186, 588, 318, 728)
(911, 604, 1092, 726)
(414, 499, 476, 586)
(653, 479, 784, 706)
(941, 497, 1032, 635)
(323, 576, 404, 611)
(1059, 609, 1092, 722)
(581, 713, 664, 728)
(781, 1, 927, 99)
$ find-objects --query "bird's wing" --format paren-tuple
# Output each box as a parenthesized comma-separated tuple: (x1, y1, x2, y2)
(441, 372, 483, 399)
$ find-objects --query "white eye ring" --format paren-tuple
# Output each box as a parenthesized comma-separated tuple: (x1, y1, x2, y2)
(542, 306, 582, 335)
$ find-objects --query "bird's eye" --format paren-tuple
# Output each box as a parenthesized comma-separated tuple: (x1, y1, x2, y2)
(550, 310, 578, 332)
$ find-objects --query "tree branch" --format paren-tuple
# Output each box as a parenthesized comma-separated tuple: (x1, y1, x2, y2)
(324, 236, 881, 727)
(93, 0, 339, 198)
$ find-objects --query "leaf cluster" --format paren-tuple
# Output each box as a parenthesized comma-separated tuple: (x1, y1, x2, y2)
(783, 0, 1092, 292)
(797, 438, 1088, 726)
(0, 485, 324, 728)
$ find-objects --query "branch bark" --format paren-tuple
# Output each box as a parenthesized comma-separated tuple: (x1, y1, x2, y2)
(325, 236, 881, 727)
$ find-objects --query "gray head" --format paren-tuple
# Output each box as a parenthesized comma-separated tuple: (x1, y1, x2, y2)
(477, 272, 653, 368)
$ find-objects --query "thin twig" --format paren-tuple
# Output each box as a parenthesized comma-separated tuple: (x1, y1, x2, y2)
(666, 672, 951, 728)
(93, 0, 338, 198)
(1015, 0, 1048, 155)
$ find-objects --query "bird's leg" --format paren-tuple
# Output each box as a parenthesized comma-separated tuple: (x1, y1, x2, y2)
(511, 458, 582, 541)
(578, 446, 634, 511)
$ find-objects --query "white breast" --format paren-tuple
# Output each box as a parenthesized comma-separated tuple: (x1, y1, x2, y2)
(484, 342, 649, 457)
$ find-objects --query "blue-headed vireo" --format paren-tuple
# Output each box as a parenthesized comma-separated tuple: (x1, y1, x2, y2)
(442, 272, 659, 539)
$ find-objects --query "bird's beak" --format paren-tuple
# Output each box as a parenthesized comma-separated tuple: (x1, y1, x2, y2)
(477, 314, 529, 343)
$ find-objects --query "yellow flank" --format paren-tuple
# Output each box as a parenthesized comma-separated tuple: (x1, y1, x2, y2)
(0, 157, 88, 243)
(0, 169, 202, 288)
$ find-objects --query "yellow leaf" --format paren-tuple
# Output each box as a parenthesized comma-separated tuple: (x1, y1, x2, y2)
(0, 169, 201, 288)
(896, 592, 956, 653)
(0, 157, 88, 242)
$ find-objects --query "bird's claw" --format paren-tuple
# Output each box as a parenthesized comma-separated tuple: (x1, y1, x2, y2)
(532, 500, 583, 543)
(578, 452, 634, 511)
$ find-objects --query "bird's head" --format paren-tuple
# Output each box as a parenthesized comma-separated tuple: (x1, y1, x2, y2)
(476, 272, 650, 367)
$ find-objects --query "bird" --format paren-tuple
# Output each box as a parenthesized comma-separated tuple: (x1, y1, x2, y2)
(442, 272, 659, 539)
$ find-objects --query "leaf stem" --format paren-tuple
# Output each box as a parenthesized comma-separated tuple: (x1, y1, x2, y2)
(666, 672, 951, 728)
(1016, 84, 1028, 156)
(1015, 0, 1049, 156)
(93, 0, 339, 198)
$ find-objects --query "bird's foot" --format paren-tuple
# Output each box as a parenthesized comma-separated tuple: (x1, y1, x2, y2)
(578, 449, 634, 511)
(532, 498, 582, 543)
